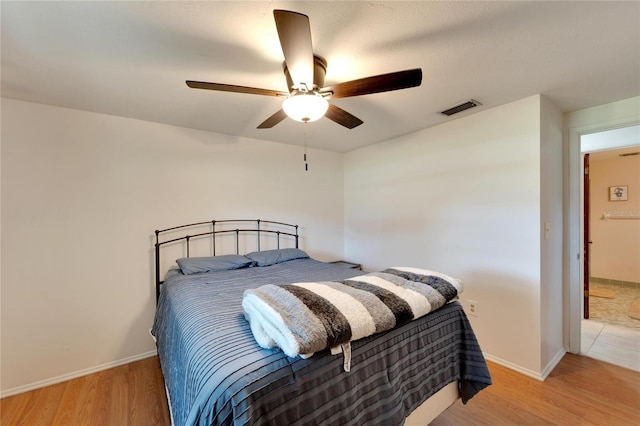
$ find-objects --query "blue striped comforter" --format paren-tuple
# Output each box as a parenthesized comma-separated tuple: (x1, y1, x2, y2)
(151, 258, 491, 426)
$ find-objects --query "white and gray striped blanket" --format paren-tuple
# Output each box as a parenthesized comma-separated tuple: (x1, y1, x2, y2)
(242, 267, 462, 371)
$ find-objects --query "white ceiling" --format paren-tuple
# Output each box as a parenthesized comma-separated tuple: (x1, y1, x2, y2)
(2, 1, 639, 153)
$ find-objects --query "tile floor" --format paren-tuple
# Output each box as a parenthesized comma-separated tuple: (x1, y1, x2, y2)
(588, 282, 640, 329)
(581, 320, 640, 372)
(581, 282, 640, 371)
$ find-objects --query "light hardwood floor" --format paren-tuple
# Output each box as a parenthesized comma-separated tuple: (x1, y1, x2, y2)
(1, 357, 170, 426)
(1, 353, 639, 425)
(432, 353, 640, 426)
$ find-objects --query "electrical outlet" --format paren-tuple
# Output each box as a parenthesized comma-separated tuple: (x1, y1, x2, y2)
(468, 300, 479, 317)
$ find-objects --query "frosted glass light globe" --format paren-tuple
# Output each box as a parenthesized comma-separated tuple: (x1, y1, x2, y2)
(282, 92, 329, 123)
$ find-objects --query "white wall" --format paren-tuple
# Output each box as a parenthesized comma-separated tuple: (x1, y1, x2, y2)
(344, 95, 564, 377)
(0, 98, 346, 395)
(539, 96, 564, 373)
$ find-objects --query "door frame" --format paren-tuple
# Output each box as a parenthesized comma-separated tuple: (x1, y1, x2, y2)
(583, 153, 590, 319)
(567, 119, 639, 354)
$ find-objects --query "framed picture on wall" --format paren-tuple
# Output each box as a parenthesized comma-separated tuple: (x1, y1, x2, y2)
(609, 185, 628, 201)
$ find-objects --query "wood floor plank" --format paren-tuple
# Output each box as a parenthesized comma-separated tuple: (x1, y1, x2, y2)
(89, 369, 111, 426)
(14, 382, 67, 426)
(1, 388, 35, 425)
(1, 354, 638, 425)
(49, 375, 85, 425)
(66, 366, 100, 426)
(129, 355, 170, 425)
(432, 353, 640, 426)
(106, 363, 129, 425)
(487, 362, 621, 424)
(1, 357, 170, 426)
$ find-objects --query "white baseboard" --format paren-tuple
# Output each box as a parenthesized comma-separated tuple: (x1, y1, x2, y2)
(0, 350, 157, 399)
(483, 348, 566, 381)
(540, 348, 567, 380)
(482, 352, 544, 381)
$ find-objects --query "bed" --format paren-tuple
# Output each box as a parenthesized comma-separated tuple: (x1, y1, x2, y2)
(151, 219, 491, 426)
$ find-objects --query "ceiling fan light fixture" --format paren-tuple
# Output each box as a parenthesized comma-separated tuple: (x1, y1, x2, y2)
(282, 91, 329, 123)
(186, 10, 423, 130)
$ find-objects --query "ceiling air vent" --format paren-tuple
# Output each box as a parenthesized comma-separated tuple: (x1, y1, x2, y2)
(440, 99, 481, 116)
(619, 152, 640, 157)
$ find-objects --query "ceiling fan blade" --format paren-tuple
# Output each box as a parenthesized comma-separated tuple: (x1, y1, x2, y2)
(321, 68, 422, 99)
(325, 103, 364, 129)
(186, 81, 288, 97)
(257, 109, 288, 129)
(273, 10, 314, 90)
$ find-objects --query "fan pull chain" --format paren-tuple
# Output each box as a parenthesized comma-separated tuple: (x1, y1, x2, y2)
(303, 125, 309, 171)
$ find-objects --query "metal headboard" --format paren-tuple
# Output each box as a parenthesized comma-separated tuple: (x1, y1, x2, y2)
(154, 219, 299, 302)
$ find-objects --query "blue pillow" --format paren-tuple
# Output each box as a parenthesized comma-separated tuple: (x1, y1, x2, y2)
(176, 255, 254, 275)
(245, 248, 309, 267)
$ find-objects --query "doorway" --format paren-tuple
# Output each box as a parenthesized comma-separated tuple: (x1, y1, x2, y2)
(576, 126, 640, 371)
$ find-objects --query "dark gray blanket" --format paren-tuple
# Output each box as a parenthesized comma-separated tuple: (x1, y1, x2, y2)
(242, 267, 463, 371)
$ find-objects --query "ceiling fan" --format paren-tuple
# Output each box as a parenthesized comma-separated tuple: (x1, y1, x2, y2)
(186, 10, 422, 129)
